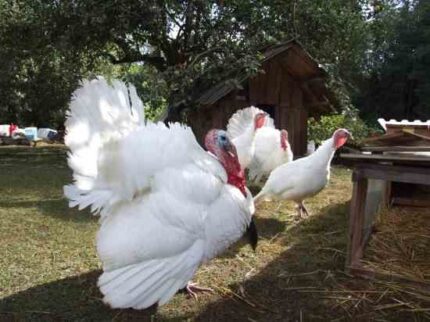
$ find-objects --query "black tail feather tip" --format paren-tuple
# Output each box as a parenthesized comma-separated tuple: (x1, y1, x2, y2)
(246, 218, 258, 251)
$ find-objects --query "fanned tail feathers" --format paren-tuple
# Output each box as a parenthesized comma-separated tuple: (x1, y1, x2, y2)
(227, 106, 275, 139)
(64, 77, 204, 216)
(64, 77, 145, 215)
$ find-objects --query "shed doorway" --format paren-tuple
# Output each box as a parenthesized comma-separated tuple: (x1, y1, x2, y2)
(256, 104, 276, 123)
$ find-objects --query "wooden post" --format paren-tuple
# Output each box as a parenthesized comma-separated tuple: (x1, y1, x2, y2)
(383, 181, 392, 208)
(346, 170, 368, 272)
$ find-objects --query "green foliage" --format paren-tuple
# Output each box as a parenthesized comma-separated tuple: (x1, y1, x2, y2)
(308, 111, 376, 145)
(1, 0, 427, 125)
(100, 63, 169, 121)
(0, 0, 105, 127)
(357, 0, 430, 121)
(294, 0, 370, 83)
(0, 0, 372, 125)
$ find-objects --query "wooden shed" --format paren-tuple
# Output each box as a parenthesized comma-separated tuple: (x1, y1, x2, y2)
(187, 40, 335, 157)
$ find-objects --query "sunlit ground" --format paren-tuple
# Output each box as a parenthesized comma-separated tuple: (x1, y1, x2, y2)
(0, 147, 428, 321)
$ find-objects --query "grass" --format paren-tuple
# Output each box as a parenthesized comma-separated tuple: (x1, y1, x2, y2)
(0, 146, 429, 321)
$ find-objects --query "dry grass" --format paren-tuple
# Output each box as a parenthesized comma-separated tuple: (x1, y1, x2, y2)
(0, 147, 428, 321)
(364, 207, 430, 282)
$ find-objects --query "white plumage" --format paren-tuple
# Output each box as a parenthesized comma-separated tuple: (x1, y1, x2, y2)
(64, 77, 254, 309)
(226, 106, 293, 181)
(254, 129, 350, 218)
(227, 106, 275, 139)
(226, 106, 271, 169)
(248, 127, 293, 184)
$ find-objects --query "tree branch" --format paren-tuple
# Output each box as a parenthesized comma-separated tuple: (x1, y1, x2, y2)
(188, 46, 224, 66)
(103, 52, 167, 71)
(165, 7, 185, 37)
(108, 36, 168, 70)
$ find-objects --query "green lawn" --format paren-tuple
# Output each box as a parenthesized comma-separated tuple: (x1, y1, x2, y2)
(0, 147, 428, 321)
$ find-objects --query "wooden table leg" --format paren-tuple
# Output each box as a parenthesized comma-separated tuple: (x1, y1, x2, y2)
(346, 171, 368, 272)
(383, 181, 392, 208)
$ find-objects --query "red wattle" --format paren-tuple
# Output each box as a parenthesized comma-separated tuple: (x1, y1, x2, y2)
(281, 137, 287, 151)
(228, 172, 247, 197)
(335, 137, 347, 149)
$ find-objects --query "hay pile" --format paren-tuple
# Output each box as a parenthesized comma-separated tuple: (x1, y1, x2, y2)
(363, 207, 430, 283)
(339, 206, 430, 318)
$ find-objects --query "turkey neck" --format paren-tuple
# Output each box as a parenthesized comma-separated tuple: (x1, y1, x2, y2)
(307, 138, 336, 170)
(219, 153, 246, 196)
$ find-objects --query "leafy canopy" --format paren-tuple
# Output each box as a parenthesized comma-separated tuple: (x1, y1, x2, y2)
(0, 0, 372, 125)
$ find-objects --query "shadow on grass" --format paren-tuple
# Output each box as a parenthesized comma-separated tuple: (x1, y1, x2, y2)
(0, 203, 348, 322)
(0, 198, 96, 223)
(0, 270, 159, 322)
(0, 148, 67, 169)
(254, 216, 286, 239)
(1, 200, 418, 321)
(219, 216, 286, 259)
(194, 201, 427, 322)
(192, 202, 352, 322)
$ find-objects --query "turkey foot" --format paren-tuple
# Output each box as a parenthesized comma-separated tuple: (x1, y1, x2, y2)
(301, 202, 309, 218)
(186, 282, 214, 299)
(296, 202, 309, 219)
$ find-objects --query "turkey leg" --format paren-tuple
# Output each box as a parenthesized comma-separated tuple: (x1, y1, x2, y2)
(186, 282, 214, 299)
(299, 201, 309, 218)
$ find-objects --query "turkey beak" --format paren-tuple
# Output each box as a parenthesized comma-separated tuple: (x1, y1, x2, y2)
(347, 131, 354, 140)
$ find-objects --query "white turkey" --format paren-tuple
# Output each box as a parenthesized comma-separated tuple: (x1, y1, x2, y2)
(254, 129, 351, 218)
(249, 128, 293, 184)
(63, 77, 257, 310)
(226, 106, 293, 181)
(226, 106, 269, 169)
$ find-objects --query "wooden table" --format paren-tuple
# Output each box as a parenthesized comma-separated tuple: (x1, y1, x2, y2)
(340, 153, 430, 287)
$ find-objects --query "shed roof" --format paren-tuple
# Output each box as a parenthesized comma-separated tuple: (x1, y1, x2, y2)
(377, 118, 430, 131)
(363, 118, 430, 146)
(197, 39, 331, 108)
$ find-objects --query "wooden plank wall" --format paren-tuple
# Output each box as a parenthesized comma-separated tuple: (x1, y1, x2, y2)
(249, 59, 282, 107)
(278, 72, 292, 130)
(191, 53, 311, 156)
(189, 92, 249, 145)
(278, 73, 308, 157)
(290, 83, 308, 157)
(188, 106, 214, 144)
(249, 57, 309, 157)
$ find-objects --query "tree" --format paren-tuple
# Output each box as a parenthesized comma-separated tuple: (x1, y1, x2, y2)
(357, 0, 430, 121)
(0, 0, 103, 126)
(0, 0, 371, 125)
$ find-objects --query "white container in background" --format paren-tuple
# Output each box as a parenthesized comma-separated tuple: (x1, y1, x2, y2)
(0, 124, 9, 136)
(38, 128, 57, 140)
(24, 127, 38, 141)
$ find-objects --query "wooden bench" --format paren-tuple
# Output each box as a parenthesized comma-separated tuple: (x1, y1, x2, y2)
(341, 153, 430, 287)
